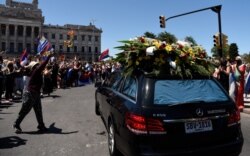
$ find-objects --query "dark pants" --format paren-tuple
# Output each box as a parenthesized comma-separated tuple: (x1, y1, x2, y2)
(14, 91, 45, 128)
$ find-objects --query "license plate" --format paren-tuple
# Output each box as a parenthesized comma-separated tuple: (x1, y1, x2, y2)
(185, 120, 213, 134)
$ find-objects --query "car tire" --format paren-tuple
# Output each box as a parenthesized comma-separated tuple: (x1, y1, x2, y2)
(108, 121, 119, 156)
(95, 101, 100, 115)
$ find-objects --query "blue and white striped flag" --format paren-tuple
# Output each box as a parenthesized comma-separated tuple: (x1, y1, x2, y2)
(37, 36, 53, 55)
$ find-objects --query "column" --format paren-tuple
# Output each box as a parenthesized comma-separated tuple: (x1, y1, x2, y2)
(14, 25, 18, 53)
(31, 26, 34, 53)
(92, 47, 95, 62)
(6, 24, 9, 53)
(23, 26, 26, 51)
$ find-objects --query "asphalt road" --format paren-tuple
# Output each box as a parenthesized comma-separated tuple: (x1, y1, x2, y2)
(0, 84, 109, 156)
(0, 84, 249, 156)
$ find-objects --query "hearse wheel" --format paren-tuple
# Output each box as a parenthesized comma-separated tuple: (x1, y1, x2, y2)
(95, 101, 100, 115)
(108, 121, 119, 156)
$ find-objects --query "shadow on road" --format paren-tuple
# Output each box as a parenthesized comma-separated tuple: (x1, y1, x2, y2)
(41, 94, 61, 99)
(0, 136, 27, 149)
(51, 95, 61, 98)
(21, 122, 78, 135)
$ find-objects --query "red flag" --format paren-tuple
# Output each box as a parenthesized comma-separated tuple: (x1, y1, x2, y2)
(99, 49, 109, 61)
(20, 49, 28, 66)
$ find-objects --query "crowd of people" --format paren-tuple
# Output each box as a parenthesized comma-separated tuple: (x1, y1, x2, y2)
(0, 55, 121, 103)
(0, 54, 121, 133)
(213, 56, 250, 112)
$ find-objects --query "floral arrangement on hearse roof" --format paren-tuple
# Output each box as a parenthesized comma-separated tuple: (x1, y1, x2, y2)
(114, 36, 215, 78)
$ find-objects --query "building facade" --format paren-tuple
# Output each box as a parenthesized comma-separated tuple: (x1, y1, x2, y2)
(0, 0, 102, 62)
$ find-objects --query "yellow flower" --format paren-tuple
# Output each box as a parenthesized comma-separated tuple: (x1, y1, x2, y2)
(165, 44, 172, 52)
(136, 61, 140, 65)
(152, 40, 161, 49)
(188, 48, 193, 54)
(188, 48, 195, 57)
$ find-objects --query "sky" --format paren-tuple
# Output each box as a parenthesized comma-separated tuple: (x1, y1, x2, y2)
(1, 0, 250, 57)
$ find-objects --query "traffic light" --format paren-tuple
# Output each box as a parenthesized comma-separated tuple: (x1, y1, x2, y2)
(222, 34, 228, 47)
(213, 34, 220, 47)
(159, 15, 166, 28)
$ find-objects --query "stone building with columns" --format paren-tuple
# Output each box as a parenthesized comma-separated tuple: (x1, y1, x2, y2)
(0, 0, 102, 62)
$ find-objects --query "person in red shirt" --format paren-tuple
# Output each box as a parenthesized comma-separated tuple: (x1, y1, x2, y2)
(13, 53, 53, 133)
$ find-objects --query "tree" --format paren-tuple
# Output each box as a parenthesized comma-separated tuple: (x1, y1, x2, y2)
(157, 31, 177, 44)
(184, 36, 197, 46)
(144, 32, 157, 39)
(211, 46, 219, 58)
(228, 43, 239, 60)
(242, 52, 250, 64)
(210, 45, 230, 59)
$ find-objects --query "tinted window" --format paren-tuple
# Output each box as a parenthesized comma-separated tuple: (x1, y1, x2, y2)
(111, 76, 123, 91)
(103, 72, 121, 88)
(154, 79, 229, 105)
(122, 77, 137, 100)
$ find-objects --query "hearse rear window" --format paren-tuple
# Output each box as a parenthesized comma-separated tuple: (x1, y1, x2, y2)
(154, 79, 229, 105)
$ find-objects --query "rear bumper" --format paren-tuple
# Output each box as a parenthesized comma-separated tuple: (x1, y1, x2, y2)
(137, 139, 243, 156)
(123, 138, 244, 156)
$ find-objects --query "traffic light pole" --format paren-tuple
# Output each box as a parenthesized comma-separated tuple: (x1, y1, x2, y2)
(164, 5, 223, 58)
(217, 9, 223, 58)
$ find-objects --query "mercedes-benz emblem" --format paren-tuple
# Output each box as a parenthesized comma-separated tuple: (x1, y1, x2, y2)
(196, 108, 204, 117)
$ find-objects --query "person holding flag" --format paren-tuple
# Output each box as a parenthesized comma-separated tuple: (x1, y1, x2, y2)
(13, 41, 54, 133)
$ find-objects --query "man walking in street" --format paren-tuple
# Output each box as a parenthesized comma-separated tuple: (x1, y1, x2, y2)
(13, 53, 53, 133)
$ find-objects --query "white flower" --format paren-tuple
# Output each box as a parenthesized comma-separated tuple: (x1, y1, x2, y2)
(167, 58, 176, 69)
(146, 46, 156, 55)
(177, 40, 191, 47)
(169, 61, 176, 69)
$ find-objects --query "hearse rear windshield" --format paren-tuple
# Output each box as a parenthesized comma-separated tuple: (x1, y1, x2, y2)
(154, 79, 229, 105)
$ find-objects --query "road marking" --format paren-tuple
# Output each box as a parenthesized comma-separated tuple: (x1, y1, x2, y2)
(86, 141, 107, 148)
